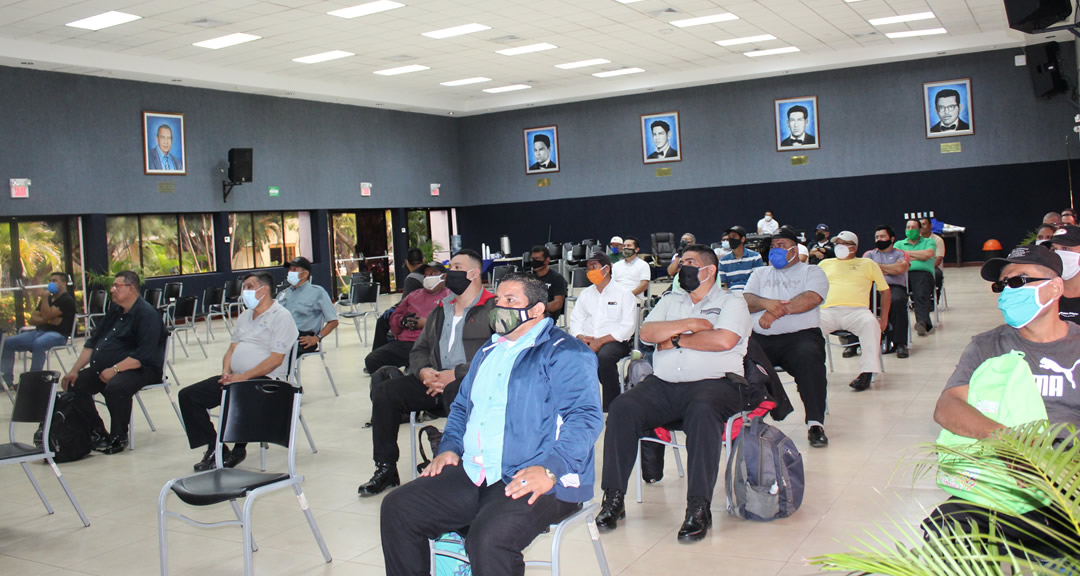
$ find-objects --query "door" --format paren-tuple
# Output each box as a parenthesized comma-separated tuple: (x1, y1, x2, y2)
(0, 218, 83, 335)
(329, 210, 395, 296)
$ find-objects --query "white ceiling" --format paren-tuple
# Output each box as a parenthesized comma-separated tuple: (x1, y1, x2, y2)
(0, 0, 1069, 116)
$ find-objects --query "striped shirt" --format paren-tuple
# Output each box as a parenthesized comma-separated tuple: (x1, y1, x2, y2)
(717, 249, 765, 291)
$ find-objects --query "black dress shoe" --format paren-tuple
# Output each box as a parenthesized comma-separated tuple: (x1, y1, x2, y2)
(915, 322, 928, 336)
(98, 434, 128, 455)
(222, 444, 246, 468)
(842, 345, 859, 358)
(193, 446, 220, 471)
(90, 428, 110, 452)
(808, 425, 829, 448)
(849, 372, 872, 391)
(358, 462, 400, 497)
(677, 497, 712, 543)
(595, 489, 625, 533)
(896, 346, 910, 359)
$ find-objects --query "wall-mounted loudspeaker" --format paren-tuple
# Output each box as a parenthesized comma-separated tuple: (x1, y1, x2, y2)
(1004, 0, 1072, 33)
(1027, 42, 1068, 97)
(228, 148, 253, 182)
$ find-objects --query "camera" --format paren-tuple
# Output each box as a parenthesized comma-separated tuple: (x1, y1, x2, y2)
(401, 314, 420, 330)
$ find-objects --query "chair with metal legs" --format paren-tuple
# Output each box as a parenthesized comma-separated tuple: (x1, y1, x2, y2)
(129, 334, 185, 450)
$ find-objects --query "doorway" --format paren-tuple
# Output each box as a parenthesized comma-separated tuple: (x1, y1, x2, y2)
(0, 218, 83, 335)
(329, 210, 395, 296)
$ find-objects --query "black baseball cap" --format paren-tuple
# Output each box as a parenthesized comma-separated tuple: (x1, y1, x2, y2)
(284, 256, 312, 272)
(425, 262, 447, 274)
(725, 225, 747, 237)
(773, 226, 800, 243)
(981, 244, 1062, 281)
(586, 252, 612, 268)
(816, 223, 829, 232)
(1051, 225, 1080, 247)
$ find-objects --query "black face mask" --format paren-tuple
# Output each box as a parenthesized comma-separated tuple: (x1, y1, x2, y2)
(445, 270, 471, 295)
(815, 231, 827, 242)
(728, 237, 742, 250)
(679, 240, 689, 249)
(678, 265, 702, 292)
(530, 259, 546, 270)
(875, 240, 892, 250)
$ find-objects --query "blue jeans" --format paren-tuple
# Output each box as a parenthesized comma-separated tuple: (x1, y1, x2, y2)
(1, 330, 67, 386)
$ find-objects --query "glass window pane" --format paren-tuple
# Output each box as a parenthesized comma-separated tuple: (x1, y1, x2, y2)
(107, 215, 141, 273)
(230, 212, 255, 270)
(68, 216, 84, 316)
(283, 211, 304, 264)
(180, 214, 217, 274)
(253, 211, 284, 268)
(139, 215, 180, 278)
(331, 213, 357, 297)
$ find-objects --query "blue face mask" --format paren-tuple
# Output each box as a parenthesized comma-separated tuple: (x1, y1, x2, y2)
(997, 283, 1053, 329)
(47, 282, 59, 294)
(769, 247, 793, 269)
(721, 240, 731, 251)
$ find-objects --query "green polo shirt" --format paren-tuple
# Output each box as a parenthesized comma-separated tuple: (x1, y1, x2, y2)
(894, 236, 936, 273)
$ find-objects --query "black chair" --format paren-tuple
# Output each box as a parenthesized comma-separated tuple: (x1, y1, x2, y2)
(581, 238, 599, 247)
(78, 289, 108, 337)
(203, 285, 228, 340)
(162, 281, 183, 307)
(338, 282, 380, 344)
(1, 371, 90, 526)
(225, 277, 246, 323)
(144, 287, 164, 309)
(168, 295, 207, 359)
(546, 242, 562, 261)
(491, 264, 516, 288)
(650, 232, 676, 267)
(157, 380, 332, 576)
(565, 244, 587, 266)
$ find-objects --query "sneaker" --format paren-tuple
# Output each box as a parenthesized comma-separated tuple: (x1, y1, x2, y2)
(808, 425, 829, 448)
(915, 322, 928, 336)
(896, 346, 910, 359)
(594, 489, 625, 533)
(222, 444, 246, 468)
(358, 462, 400, 497)
(849, 372, 872, 392)
(194, 446, 221, 472)
(842, 345, 859, 359)
(677, 497, 712, 543)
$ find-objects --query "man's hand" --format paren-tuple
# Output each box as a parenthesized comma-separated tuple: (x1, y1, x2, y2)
(879, 316, 888, 333)
(577, 335, 594, 345)
(421, 451, 460, 477)
(686, 318, 714, 333)
(61, 371, 78, 390)
(506, 466, 556, 505)
(414, 316, 426, 329)
(422, 369, 455, 397)
(759, 311, 777, 329)
(299, 335, 320, 348)
(219, 372, 238, 386)
(764, 299, 790, 318)
(99, 367, 116, 384)
(588, 339, 604, 353)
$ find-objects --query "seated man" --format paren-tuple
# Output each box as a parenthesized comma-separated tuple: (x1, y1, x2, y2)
(62, 271, 166, 454)
(896, 219, 937, 336)
(364, 263, 448, 374)
(2, 271, 76, 388)
(569, 252, 637, 410)
(717, 225, 764, 292)
(596, 245, 752, 542)
(526, 246, 567, 322)
(927, 244, 1078, 557)
(1050, 225, 1080, 324)
(666, 232, 697, 277)
(608, 235, 624, 262)
(864, 225, 911, 358)
(1036, 223, 1058, 246)
(920, 217, 946, 304)
(818, 231, 890, 391)
(277, 256, 338, 357)
(358, 249, 495, 497)
(179, 272, 298, 470)
(380, 273, 602, 576)
(807, 223, 834, 265)
(371, 248, 427, 353)
(612, 236, 651, 299)
(744, 227, 831, 447)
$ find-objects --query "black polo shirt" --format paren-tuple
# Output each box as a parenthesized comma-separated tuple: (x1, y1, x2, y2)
(535, 268, 568, 320)
(83, 297, 166, 375)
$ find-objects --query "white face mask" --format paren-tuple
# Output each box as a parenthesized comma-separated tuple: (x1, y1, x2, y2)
(1058, 249, 1080, 281)
(834, 245, 852, 260)
(422, 275, 444, 291)
(764, 215, 773, 222)
(286, 271, 301, 286)
(242, 288, 262, 309)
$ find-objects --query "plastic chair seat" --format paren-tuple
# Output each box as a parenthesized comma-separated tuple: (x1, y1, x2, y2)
(0, 442, 45, 460)
(171, 469, 291, 506)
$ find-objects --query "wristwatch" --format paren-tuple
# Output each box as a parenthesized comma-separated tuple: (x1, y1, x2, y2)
(113, 364, 122, 374)
(671, 334, 682, 349)
(316, 333, 323, 341)
(543, 468, 558, 484)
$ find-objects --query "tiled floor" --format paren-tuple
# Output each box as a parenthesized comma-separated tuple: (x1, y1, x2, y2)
(0, 268, 997, 575)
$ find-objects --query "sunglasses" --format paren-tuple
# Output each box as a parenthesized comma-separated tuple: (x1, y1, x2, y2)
(991, 276, 1051, 293)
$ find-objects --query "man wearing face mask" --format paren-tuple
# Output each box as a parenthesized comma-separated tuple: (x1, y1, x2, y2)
(381, 273, 601, 575)
(364, 264, 449, 374)
(612, 236, 651, 299)
(178, 272, 298, 471)
(2, 271, 76, 389)
(277, 257, 338, 357)
(896, 220, 937, 336)
(359, 249, 496, 497)
(758, 210, 780, 235)
(920, 218, 946, 305)
(569, 252, 637, 409)
(818, 232, 891, 391)
(717, 226, 764, 292)
(526, 246, 567, 322)
(666, 233, 697, 278)
(807, 223, 834, 265)
(608, 236, 625, 263)
(865, 225, 911, 358)
(743, 227, 832, 447)
(1036, 223, 1058, 245)
(596, 244, 752, 542)
(1049, 226, 1080, 324)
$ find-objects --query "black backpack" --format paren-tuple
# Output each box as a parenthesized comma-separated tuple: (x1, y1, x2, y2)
(415, 425, 444, 476)
(34, 391, 92, 463)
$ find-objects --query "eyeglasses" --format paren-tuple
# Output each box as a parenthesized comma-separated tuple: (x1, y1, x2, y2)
(936, 104, 959, 112)
(991, 276, 1051, 293)
(110, 282, 130, 290)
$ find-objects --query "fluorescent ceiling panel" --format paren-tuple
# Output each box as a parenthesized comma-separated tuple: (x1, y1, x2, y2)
(886, 28, 947, 38)
(555, 58, 611, 69)
(374, 64, 430, 75)
(328, 1, 406, 19)
(483, 84, 531, 93)
(671, 13, 739, 28)
(293, 50, 355, 64)
(422, 23, 491, 39)
(66, 11, 141, 31)
(496, 43, 558, 56)
(440, 77, 492, 86)
(869, 12, 936, 26)
(715, 34, 776, 47)
(593, 67, 644, 77)
(744, 46, 800, 57)
(193, 33, 261, 50)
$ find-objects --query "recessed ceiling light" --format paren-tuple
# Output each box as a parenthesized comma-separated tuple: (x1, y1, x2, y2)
(670, 13, 739, 28)
(193, 33, 261, 49)
(422, 23, 491, 39)
(744, 46, 800, 57)
(66, 11, 141, 31)
(483, 84, 532, 93)
(592, 67, 645, 78)
(869, 12, 936, 26)
(615, 0, 645, 3)
(496, 43, 557, 56)
(374, 64, 430, 75)
(292, 50, 354, 64)
(555, 58, 611, 69)
(328, 1, 405, 19)
(440, 77, 492, 86)
(715, 34, 776, 47)
(886, 28, 947, 38)
(844, 0, 865, 3)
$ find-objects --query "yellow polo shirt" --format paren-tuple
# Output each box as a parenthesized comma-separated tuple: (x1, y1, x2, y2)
(819, 257, 888, 308)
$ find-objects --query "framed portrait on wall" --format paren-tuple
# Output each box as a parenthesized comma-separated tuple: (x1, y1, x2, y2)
(641, 111, 681, 164)
(143, 111, 186, 175)
(775, 96, 819, 152)
(524, 125, 559, 175)
(924, 78, 973, 138)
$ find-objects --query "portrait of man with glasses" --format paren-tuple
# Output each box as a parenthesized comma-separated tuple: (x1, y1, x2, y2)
(925, 79, 973, 138)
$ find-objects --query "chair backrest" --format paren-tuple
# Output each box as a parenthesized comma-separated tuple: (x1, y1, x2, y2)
(11, 371, 60, 425)
(163, 282, 183, 303)
(219, 380, 301, 449)
(144, 287, 163, 308)
(173, 295, 199, 322)
(586, 244, 604, 257)
(223, 279, 240, 300)
(570, 244, 586, 261)
(205, 286, 225, 310)
(89, 290, 107, 314)
(285, 339, 301, 383)
(492, 265, 514, 282)
(651, 232, 676, 263)
(351, 282, 380, 305)
(569, 267, 591, 289)
(581, 238, 599, 247)
(546, 242, 562, 261)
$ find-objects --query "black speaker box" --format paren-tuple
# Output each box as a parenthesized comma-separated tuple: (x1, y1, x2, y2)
(1028, 42, 1068, 97)
(228, 148, 253, 182)
(1004, 0, 1072, 33)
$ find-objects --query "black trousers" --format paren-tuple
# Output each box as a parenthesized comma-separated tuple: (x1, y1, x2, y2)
(596, 340, 630, 411)
(371, 372, 460, 465)
(381, 464, 577, 576)
(372, 312, 393, 351)
(364, 339, 414, 374)
(882, 283, 909, 347)
(601, 374, 743, 499)
(70, 366, 157, 438)
(751, 328, 827, 425)
(923, 498, 1075, 558)
(178, 375, 274, 449)
(908, 270, 934, 330)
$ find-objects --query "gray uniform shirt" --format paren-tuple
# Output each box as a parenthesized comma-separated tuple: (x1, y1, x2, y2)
(643, 284, 752, 382)
(277, 281, 336, 333)
(744, 262, 830, 336)
(945, 323, 1080, 427)
(231, 302, 299, 382)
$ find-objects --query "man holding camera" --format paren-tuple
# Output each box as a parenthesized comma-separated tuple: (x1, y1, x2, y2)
(527, 245, 567, 322)
(364, 263, 450, 374)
